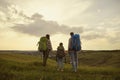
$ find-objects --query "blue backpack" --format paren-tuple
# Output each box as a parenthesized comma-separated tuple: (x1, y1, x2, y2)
(72, 34, 81, 51)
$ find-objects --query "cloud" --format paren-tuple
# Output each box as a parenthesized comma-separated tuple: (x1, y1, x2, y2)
(0, 0, 10, 9)
(82, 32, 105, 40)
(12, 13, 83, 36)
(0, 0, 10, 22)
(85, 0, 120, 14)
(0, 0, 82, 37)
(0, 2, 31, 27)
(1, 0, 120, 44)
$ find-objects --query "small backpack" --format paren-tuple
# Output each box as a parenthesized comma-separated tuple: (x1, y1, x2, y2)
(71, 34, 81, 51)
(38, 37, 48, 52)
(57, 46, 65, 58)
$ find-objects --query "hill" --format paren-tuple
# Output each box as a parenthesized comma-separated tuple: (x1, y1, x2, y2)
(0, 50, 120, 80)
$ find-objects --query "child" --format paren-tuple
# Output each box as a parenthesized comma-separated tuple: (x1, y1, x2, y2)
(56, 42, 65, 71)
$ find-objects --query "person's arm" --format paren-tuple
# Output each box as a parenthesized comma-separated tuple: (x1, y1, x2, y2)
(47, 40, 52, 51)
(68, 38, 72, 51)
(63, 46, 65, 54)
(68, 38, 70, 51)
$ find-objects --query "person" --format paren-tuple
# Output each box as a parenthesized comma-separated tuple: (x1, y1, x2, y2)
(43, 34, 52, 66)
(56, 42, 65, 71)
(37, 34, 52, 66)
(68, 32, 81, 72)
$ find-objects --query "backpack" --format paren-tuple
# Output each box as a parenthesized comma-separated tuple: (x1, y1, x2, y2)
(57, 46, 65, 58)
(71, 34, 81, 51)
(38, 37, 48, 52)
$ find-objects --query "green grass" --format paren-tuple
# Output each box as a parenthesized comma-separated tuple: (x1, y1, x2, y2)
(0, 51, 120, 80)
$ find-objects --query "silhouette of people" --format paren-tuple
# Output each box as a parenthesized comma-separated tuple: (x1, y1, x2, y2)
(56, 42, 65, 71)
(43, 34, 52, 66)
(37, 34, 52, 66)
(68, 32, 81, 72)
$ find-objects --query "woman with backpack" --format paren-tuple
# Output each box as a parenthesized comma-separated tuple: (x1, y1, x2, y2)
(38, 34, 52, 66)
(56, 42, 65, 71)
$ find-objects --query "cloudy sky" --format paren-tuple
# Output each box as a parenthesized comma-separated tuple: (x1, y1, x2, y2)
(0, 0, 120, 50)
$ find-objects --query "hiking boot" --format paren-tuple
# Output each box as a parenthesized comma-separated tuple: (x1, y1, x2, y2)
(57, 69, 60, 71)
(61, 69, 64, 72)
(74, 70, 77, 73)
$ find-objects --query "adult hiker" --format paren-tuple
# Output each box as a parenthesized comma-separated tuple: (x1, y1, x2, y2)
(68, 32, 81, 72)
(38, 34, 52, 66)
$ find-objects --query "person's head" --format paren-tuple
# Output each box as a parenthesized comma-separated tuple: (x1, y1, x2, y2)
(46, 34, 50, 39)
(70, 32, 74, 37)
(59, 42, 63, 46)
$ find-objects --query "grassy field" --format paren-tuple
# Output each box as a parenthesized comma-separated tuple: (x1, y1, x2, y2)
(0, 50, 120, 80)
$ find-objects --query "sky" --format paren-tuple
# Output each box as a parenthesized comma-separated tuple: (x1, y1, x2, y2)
(0, 0, 120, 50)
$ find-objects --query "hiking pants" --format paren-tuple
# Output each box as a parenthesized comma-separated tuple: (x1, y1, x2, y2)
(43, 50, 49, 66)
(69, 51, 78, 72)
(57, 57, 64, 70)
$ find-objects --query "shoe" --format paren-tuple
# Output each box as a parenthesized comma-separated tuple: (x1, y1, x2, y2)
(61, 69, 64, 72)
(57, 69, 60, 71)
(74, 70, 77, 72)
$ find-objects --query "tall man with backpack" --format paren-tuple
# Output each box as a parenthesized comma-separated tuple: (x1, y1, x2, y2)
(68, 32, 81, 72)
(38, 34, 52, 66)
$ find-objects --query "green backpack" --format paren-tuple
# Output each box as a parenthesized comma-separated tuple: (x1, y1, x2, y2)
(38, 37, 48, 52)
